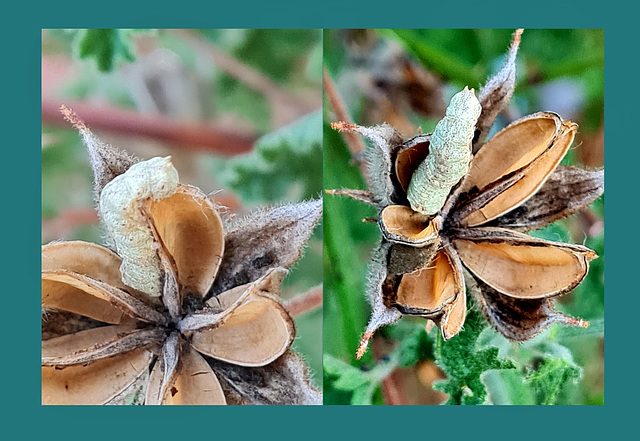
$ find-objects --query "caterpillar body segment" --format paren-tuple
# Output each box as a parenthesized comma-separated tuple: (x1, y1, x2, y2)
(407, 87, 482, 216)
(99, 156, 179, 297)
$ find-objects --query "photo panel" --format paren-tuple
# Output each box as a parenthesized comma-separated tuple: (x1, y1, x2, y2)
(323, 29, 604, 405)
(41, 29, 323, 405)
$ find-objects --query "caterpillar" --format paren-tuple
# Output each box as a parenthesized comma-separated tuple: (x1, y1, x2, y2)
(99, 156, 179, 297)
(407, 87, 482, 216)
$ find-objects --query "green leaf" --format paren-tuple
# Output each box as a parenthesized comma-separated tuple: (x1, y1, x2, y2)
(381, 29, 484, 86)
(333, 370, 369, 391)
(202, 29, 320, 83)
(434, 308, 516, 405)
(525, 358, 581, 405)
(351, 385, 375, 405)
(219, 110, 322, 203)
(323, 355, 369, 391)
(323, 354, 358, 377)
(75, 29, 139, 72)
(215, 76, 271, 132)
(397, 327, 433, 368)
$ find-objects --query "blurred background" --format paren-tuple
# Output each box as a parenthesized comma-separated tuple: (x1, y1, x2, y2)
(323, 29, 604, 405)
(41, 29, 323, 385)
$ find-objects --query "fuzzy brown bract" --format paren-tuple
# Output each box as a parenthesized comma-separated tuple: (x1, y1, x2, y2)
(328, 30, 604, 359)
(41, 107, 323, 405)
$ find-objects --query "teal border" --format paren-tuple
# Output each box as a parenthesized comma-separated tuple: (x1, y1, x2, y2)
(5, 0, 628, 438)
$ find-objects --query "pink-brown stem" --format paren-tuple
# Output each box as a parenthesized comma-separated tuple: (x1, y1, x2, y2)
(43, 98, 256, 155)
(323, 67, 370, 181)
(285, 285, 322, 317)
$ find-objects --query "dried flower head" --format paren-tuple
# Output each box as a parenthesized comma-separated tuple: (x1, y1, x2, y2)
(42, 107, 322, 405)
(328, 29, 604, 359)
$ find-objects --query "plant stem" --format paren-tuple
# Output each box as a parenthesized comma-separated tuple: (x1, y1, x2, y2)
(42, 98, 255, 155)
(285, 285, 322, 317)
(322, 67, 370, 184)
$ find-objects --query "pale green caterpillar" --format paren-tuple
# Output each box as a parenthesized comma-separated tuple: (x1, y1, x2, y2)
(99, 156, 179, 297)
(407, 87, 482, 216)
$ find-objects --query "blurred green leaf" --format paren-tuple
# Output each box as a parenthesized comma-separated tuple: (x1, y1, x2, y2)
(351, 385, 376, 405)
(306, 41, 323, 83)
(324, 354, 368, 390)
(202, 29, 320, 83)
(218, 110, 322, 203)
(75, 29, 140, 72)
(397, 327, 433, 368)
(41, 129, 93, 219)
(215, 76, 271, 132)
(381, 29, 485, 86)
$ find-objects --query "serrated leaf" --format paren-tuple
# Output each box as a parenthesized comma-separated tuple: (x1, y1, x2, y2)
(220, 111, 322, 203)
(525, 358, 581, 405)
(434, 308, 515, 405)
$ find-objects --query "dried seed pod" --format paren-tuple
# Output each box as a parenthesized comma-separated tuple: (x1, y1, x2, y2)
(212, 199, 322, 295)
(390, 249, 458, 315)
(60, 105, 138, 201)
(379, 205, 438, 247)
(148, 184, 225, 298)
(407, 87, 482, 216)
(470, 275, 588, 342)
(387, 242, 440, 275)
(99, 156, 179, 297)
(42, 347, 155, 405)
(331, 122, 403, 207)
(489, 165, 604, 232)
(384, 246, 467, 341)
(456, 112, 577, 227)
(163, 346, 226, 405)
(208, 349, 322, 405)
(394, 134, 431, 192)
(452, 227, 597, 299)
(190, 290, 295, 367)
(146, 332, 181, 405)
(42, 270, 167, 325)
(474, 29, 522, 150)
(357, 241, 402, 359)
